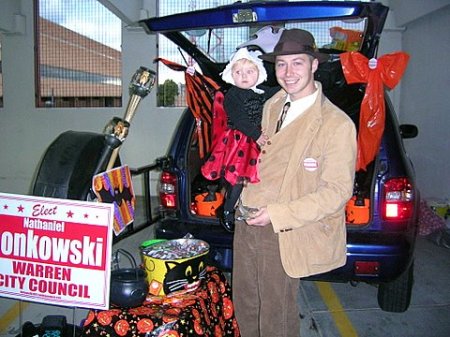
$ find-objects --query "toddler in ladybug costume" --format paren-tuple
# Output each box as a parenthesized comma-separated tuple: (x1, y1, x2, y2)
(202, 47, 277, 232)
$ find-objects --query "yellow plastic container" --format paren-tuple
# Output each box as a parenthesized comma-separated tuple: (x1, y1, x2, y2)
(141, 239, 209, 296)
(428, 199, 449, 218)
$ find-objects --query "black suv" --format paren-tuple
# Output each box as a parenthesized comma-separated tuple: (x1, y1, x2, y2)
(142, 1, 419, 313)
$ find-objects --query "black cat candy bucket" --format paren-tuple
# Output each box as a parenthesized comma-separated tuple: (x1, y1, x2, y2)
(140, 239, 209, 296)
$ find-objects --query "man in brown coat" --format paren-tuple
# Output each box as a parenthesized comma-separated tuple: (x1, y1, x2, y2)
(232, 29, 357, 337)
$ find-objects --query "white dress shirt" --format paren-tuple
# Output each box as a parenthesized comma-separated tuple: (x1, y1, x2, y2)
(279, 85, 319, 130)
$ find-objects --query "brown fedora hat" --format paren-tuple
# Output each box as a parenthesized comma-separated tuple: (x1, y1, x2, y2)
(260, 29, 329, 63)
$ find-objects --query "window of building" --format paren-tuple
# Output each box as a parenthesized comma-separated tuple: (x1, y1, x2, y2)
(157, 0, 247, 107)
(35, 0, 122, 108)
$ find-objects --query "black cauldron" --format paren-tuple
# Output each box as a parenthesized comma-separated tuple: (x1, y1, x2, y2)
(110, 249, 148, 308)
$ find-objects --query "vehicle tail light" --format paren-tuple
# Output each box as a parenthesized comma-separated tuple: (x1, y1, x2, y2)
(159, 171, 177, 209)
(382, 177, 414, 220)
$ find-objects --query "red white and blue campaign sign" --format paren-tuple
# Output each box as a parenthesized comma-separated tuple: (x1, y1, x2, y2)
(0, 192, 114, 309)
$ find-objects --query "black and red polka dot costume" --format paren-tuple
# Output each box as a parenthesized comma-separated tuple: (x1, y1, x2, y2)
(201, 87, 269, 185)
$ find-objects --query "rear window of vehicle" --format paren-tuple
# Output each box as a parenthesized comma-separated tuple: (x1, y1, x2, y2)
(179, 19, 367, 64)
(158, 18, 366, 107)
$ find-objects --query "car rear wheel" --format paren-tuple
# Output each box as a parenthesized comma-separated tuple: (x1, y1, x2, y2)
(377, 262, 414, 312)
(32, 130, 119, 201)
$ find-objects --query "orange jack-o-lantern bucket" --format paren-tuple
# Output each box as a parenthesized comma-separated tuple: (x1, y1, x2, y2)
(195, 192, 223, 216)
(346, 196, 370, 225)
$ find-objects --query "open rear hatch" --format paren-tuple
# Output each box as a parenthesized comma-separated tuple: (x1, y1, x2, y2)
(141, 1, 389, 228)
(140, 1, 388, 81)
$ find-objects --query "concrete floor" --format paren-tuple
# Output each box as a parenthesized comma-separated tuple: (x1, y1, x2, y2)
(298, 236, 450, 337)
(1, 224, 449, 337)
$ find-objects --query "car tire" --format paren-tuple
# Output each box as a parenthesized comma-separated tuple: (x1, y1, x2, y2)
(377, 261, 414, 312)
(32, 130, 118, 201)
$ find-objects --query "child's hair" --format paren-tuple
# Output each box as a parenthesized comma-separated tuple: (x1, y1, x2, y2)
(232, 58, 258, 71)
(222, 48, 267, 86)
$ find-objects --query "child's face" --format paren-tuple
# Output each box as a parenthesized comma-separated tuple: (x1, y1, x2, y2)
(231, 59, 259, 89)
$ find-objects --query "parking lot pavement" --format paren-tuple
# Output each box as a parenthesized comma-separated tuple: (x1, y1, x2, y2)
(299, 236, 450, 337)
(2, 231, 449, 337)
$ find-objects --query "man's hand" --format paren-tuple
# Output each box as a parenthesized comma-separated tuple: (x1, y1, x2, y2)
(245, 207, 271, 227)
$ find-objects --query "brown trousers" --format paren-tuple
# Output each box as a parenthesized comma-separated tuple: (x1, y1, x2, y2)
(232, 220, 300, 337)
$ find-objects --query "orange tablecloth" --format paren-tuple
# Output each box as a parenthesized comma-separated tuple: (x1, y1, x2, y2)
(81, 266, 240, 337)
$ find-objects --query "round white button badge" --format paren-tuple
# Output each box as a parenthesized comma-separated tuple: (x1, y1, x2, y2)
(303, 157, 318, 171)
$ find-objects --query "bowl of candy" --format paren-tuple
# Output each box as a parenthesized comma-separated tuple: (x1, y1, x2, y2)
(141, 238, 209, 296)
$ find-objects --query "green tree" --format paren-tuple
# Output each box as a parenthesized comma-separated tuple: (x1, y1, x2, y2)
(157, 79, 179, 106)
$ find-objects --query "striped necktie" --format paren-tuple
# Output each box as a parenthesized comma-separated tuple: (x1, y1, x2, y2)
(276, 102, 290, 133)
